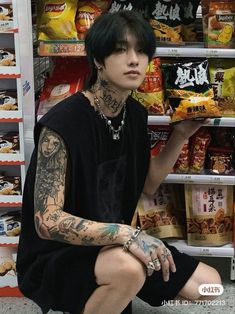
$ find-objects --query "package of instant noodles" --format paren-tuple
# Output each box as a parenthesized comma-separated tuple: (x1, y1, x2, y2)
(37, 0, 78, 41)
(162, 59, 221, 123)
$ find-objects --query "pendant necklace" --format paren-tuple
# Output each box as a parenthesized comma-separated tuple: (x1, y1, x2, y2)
(93, 94, 126, 140)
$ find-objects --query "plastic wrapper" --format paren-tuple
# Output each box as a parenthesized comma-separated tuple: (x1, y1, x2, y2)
(147, 0, 183, 43)
(162, 59, 221, 123)
(132, 58, 165, 115)
(202, 0, 235, 48)
(37, 0, 78, 41)
(0, 48, 15, 66)
(0, 90, 17, 110)
(209, 59, 235, 117)
(135, 184, 186, 239)
(148, 125, 172, 157)
(76, 1, 110, 40)
(180, 0, 200, 42)
(185, 184, 233, 246)
(108, 0, 144, 13)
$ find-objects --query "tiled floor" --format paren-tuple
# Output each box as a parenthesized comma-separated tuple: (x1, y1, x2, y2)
(0, 257, 234, 314)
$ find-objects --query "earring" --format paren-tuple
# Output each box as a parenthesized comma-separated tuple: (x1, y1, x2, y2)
(97, 65, 102, 71)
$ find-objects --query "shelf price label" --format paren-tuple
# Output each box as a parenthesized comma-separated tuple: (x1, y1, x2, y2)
(166, 48, 180, 57)
(209, 176, 223, 185)
(199, 248, 212, 256)
(205, 49, 219, 58)
(181, 175, 194, 183)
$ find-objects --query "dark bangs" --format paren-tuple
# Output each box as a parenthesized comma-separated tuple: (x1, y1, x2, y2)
(85, 10, 156, 88)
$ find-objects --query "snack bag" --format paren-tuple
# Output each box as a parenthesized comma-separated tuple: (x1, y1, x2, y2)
(148, 125, 172, 157)
(162, 59, 221, 123)
(0, 90, 17, 110)
(209, 59, 235, 117)
(76, 1, 110, 40)
(185, 184, 233, 246)
(108, 0, 144, 13)
(202, 0, 235, 48)
(0, 176, 21, 195)
(207, 146, 234, 175)
(0, 132, 19, 153)
(180, 0, 200, 42)
(132, 58, 165, 115)
(0, 48, 15, 66)
(37, 58, 89, 116)
(37, 0, 78, 41)
(147, 0, 183, 43)
(173, 141, 190, 173)
(189, 128, 211, 174)
(136, 184, 186, 239)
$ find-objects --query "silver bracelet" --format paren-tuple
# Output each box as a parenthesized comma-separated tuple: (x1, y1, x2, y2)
(123, 226, 142, 252)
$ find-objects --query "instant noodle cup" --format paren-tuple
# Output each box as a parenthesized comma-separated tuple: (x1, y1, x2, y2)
(37, 0, 78, 41)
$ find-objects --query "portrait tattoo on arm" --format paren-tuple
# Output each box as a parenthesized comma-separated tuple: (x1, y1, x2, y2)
(34, 127, 68, 238)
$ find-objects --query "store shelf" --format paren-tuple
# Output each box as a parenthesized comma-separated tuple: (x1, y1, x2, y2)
(0, 153, 25, 165)
(0, 195, 22, 207)
(38, 41, 86, 56)
(163, 174, 235, 185)
(0, 236, 19, 247)
(0, 66, 20, 78)
(148, 116, 235, 127)
(167, 239, 234, 257)
(0, 111, 22, 120)
(154, 46, 235, 58)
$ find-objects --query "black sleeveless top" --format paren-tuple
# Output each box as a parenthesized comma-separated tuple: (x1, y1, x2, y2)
(16, 92, 150, 311)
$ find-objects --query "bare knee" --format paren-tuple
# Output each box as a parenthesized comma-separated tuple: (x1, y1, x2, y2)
(95, 246, 146, 294)
(178, 262, 222, 301)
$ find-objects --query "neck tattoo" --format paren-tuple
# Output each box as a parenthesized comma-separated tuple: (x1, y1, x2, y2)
(93, 94, 126, 140)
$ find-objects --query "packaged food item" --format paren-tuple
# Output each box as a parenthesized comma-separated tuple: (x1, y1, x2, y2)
(173, 141, 190, 173)
(189, 128, 211, 174)
(0, 90, 17, 110)
(0, 48, 15, 66)
(162, 59, 221, 123)
(209, 59, 235, 117)
(136, 184, 186, 239)
(207, 147, 234, 174)
(0, 132, 19, 153)
(147, 0, 183, 43)
(0, 176, 21, 195)
(185, 184, 233, 246)
(108, 0, 144, 13)
(76, 1, 109, 40)
(0, 2, 13, 21)
(37, 58, 89, 116)
(0, 247, 16, 278)
(180, 0, 200, 42)
(37, 0, 78, 41)
(132, 58, 165, 115)
(0, 211, 21, 236)
(202, 0, 235, 48)
(148, 125, 172, 157)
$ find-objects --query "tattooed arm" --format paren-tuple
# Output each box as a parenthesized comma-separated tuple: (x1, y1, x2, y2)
(34, 127, 176, 281)
(34, 127, 133, 246)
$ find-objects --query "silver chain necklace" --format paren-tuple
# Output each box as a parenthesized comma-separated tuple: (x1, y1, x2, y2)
(94, 94, 126, 140)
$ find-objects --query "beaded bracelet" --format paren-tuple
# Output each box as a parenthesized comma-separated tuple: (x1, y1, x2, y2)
(123, 226, 142, 252)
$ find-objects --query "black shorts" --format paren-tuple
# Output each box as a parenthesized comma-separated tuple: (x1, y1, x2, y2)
(23, 243, 199, 314)
(137, 241, 200, 306)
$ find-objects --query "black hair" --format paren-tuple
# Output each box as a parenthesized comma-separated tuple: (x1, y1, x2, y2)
(84, 10, 156, 89)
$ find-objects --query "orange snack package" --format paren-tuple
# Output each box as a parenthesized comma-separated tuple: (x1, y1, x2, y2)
(76, 1, 110, 40)
(132, 58, 165, 115)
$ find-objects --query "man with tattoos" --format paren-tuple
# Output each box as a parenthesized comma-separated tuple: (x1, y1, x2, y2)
(16, 10, 221, 314)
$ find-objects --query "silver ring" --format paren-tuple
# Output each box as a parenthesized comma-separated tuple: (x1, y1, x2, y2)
(164, 248, 172, 256)
(152, 258, 161, 267)
(147, 261, 155, 270)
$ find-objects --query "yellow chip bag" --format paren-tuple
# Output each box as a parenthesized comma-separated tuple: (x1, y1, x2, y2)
(37, 0, 78, 41)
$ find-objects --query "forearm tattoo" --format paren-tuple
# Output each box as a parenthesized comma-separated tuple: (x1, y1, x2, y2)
(34, 127, 127, 246)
